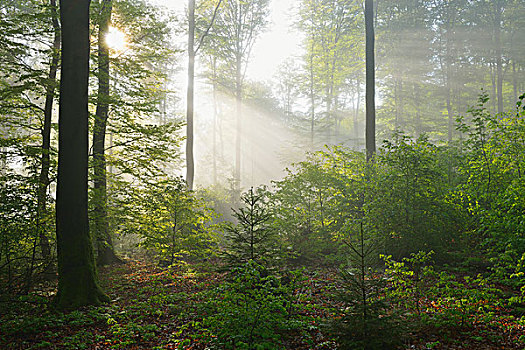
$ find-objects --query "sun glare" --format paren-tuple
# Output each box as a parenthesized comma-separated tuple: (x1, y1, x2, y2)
(106, 26, 127, 52)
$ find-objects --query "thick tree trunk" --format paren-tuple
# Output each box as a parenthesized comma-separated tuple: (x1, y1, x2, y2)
(93, 0, 121, 266)
(37, 0, 60, 268)
(56, 0, 109, 309)
(365, 0, 375, 161)
(186, 0, 195, 190)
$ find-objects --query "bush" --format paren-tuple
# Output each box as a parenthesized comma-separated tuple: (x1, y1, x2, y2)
(201, 261, 304, 349)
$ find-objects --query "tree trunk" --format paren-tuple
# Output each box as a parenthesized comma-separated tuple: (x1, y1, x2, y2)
(37, 0, 60, 269)
(365, 0, 375, 161)
(354, 76, 360, 147)
(512, 61, 518, 104)
(212, 57, 218, 185)
(310, 48, 315, 149)
(235, 52, 242, 194)
(186, 0, 195, 190)
(56, 0, 109, 309)
(494, 0, 503, 114)
(446, 79, 453, 143)
(93, 0, 121, 267)
(414, 83, 422, 136)
(445, 6, 453, 144)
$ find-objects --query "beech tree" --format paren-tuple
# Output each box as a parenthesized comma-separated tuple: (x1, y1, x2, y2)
(92, 0, 121, 266)
(186, 0, 223, 190)
(55, 0, 108, 309)
(210, 0, 270, 193)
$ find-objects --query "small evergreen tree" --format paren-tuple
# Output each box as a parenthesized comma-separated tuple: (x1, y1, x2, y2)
(330, 222, 403, 350)
(223, 187, 279, 267)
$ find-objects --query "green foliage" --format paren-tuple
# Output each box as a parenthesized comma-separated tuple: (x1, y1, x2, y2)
(272, 147, 365, 265)
(223, 187, 280, 267)
(383, 252, 502, 332)
(456, 94, 525, 285)
(199, 261, 305, 349)
(370, 133, 459, 260)
(329, 224, 404, 350)
(382, 251, 435, 318)
(124, 178, 218, 265)
(274, 140, 460, 264)
(0, 173, 53, 294)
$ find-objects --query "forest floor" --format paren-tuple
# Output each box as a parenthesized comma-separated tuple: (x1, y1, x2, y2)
(1, 260, 524, 349)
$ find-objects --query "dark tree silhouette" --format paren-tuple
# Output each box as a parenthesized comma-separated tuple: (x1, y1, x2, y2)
(55, 0, 109, 309)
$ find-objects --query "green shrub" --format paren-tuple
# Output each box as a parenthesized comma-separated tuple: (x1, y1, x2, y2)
(201, 261, 304, 349)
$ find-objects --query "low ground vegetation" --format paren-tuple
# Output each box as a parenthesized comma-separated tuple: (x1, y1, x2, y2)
(2, 97, 525, 348)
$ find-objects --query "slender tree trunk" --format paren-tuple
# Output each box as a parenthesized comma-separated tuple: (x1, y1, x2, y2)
(512, 61, 518, 104)
(399, 77, 404, 128)
(212, 57, 218, 185)
(414, 83, 422, 136)
(365, 0, 376, 161)
(38, 0, 60, 269)
(310, 50, 315, 149)
(326, 86, 332, 143)
(394, 77, 399, 128)
(186, 0, 195, 190)
(445, 13, 453, 144)
(354, 76, 360, 147)
(56, 0, 109, 309)
(446, 79, 453, 143)
(490, 62, 497, 114)
(235, 53, 242, 193)
(494, 0, 503, 114)
(93, 0, 120, 267)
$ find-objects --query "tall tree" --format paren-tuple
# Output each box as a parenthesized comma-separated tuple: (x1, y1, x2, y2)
(186, 0, 196, 190)
(92, 0, 121, 266)
(186, 0, 223, 190)
(56, 0, 108, 309)
(37, 0, 60, 269)
(365, 0, 375, 160)
(296, 0, 364, 148)
(211, 0, 269, 193)
(493, 0, 504, 114)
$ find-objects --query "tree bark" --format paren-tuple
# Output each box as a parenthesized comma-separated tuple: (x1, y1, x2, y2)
(93, 0, 121, 266)
(186, 0, 195, 190)
(56, 0, 109, 309)
(365, 0, 375, 161)
(37, 0, 60, 268)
